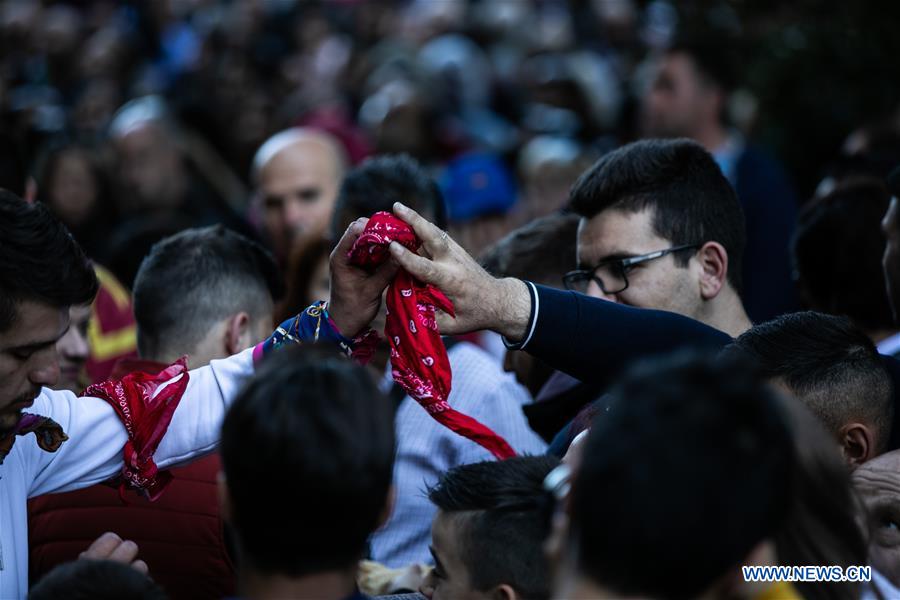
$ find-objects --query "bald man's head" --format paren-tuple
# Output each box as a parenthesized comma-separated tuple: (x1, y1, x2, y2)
(252, 128, 347, 259)
(853, 450, 900, 588)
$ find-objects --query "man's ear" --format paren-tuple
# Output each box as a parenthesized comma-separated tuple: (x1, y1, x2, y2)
(490, 584, 519, 600)
(376, 485, 396, 531)
(224, 312, 252, 355)
(695, 241, 728, 300)
(217, 471, 233, 523)
(840, 423, 875, 467)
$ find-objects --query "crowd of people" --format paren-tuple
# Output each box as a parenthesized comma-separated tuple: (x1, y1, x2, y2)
(3, 1, 900, 599)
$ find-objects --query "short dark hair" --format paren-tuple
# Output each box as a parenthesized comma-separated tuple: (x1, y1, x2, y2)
(571, 352, 793, 599)
(726, 311, 893, 454)
(480, 213, 579, 287)
(0, 190, 98, 331)
(569, 139, 746, 293)
(133, 225, 282, 359)
(28, 560, 167, 600)
(792, 178, 894, 333)
(330, 154, 447, 242)
(428, 455, 559, 600)
(220, 345, 395, 577)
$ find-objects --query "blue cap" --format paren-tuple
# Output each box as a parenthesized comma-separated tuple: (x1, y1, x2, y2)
(439, 153, 517, 222)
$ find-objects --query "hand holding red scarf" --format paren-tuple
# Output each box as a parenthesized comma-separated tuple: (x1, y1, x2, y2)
(348, 212, 515, 460)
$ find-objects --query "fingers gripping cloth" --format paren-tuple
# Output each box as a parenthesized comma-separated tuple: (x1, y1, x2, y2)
(348, 211, 515, 459)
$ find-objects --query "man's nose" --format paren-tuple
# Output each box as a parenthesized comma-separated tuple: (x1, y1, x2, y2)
(419, 576, 435, 599)
(282, 198, 309, 232)
(60, 329, 91, 361)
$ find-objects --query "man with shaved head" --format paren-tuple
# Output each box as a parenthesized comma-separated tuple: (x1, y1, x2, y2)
(252, 128, 347, 260)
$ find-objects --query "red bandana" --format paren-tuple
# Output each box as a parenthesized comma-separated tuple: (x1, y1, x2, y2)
(82, 358, 189, 500)
(348, 212, 515, 459)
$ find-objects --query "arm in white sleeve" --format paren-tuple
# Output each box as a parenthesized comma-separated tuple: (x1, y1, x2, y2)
(25, 347, 255, 497)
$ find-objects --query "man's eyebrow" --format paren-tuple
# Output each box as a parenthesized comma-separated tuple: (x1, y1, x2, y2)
(428, 545, 446, 570)
(8, 325, 70, 353)
(597, 252, 636, 263)
(579, 251, 635, 268)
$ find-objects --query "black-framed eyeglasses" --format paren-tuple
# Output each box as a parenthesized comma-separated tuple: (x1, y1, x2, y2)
(563, 244, 701, 295)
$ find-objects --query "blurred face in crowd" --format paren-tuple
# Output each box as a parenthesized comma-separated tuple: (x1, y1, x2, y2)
(576, 208, 703, 318)
(308, 253, 331, 306)
(115, 122, 183, 211)
(852, 450, 900, 587)
(55, 303, 92, 393)
(0, 301, 68, 433)
(257, 137, 343, 259)
(882, 196, 900, 320)
(47, 149, 98, 227)
(642, 51, 720, 139)
(422, 512, 494, 600)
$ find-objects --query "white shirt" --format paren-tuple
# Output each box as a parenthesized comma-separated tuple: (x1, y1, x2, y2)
(0, 347, 254, 599)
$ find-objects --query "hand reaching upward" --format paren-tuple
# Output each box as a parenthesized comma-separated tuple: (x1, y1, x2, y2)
(387, 202, 532, 342)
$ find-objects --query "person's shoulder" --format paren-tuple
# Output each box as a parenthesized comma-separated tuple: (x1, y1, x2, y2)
(447, 341, 512, 389)
(447, 339, 493, 362)
(30, 387, 76, 416)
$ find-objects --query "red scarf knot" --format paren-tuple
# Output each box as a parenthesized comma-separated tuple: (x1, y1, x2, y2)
(82, 357, 190, 500)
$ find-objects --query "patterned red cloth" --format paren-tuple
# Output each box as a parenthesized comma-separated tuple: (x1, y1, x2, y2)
(348, 211, 515, 459)
(82, 358, 190, 500)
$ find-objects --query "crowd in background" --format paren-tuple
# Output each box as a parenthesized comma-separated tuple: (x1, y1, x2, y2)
(4, 1, 900, 599)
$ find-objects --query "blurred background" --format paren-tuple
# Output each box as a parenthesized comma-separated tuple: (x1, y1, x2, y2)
(3, 0, 900, 278)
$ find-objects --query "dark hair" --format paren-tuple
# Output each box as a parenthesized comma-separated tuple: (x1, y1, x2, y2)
(28, 560, 167, 600)
(570, 351, 792, 599)
(220, 345, 395, 577)
(330, 154, 447, 242)
(133, 225, 282, 359)
(726, 311, 893, 454)
(0, 190, 98, 331)
(277, 234, 332, 322)
(480, 213, 579, 287)
(569, 139, 746, 292)
(792, 178, 894, 333)
(428, 456, 559, 600)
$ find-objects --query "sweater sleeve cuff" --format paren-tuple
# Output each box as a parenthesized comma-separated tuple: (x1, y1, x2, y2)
(502, 280, 539, 351)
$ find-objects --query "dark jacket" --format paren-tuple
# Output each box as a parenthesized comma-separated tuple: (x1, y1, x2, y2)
(524, 284, 900, 451)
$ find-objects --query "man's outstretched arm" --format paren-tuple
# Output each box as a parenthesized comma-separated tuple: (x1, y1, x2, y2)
(23, 218, 394, 497)
(387, 203, 731, 383)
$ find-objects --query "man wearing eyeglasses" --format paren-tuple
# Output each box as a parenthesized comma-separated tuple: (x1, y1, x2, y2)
(385, 139, 750, 393)
(562, 138, 752, 338)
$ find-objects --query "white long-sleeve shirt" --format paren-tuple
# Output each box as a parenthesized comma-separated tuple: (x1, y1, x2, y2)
(0, 347, 254, 599)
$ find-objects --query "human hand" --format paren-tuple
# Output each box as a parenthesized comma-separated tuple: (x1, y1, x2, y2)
(388, 202, 532, 341)
(328, 218, 398, 337)
(79, 532, 148, 575)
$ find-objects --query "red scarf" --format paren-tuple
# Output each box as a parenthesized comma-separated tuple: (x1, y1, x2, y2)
(82, 358, 189, 500)
(348, 212, 515, 460)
